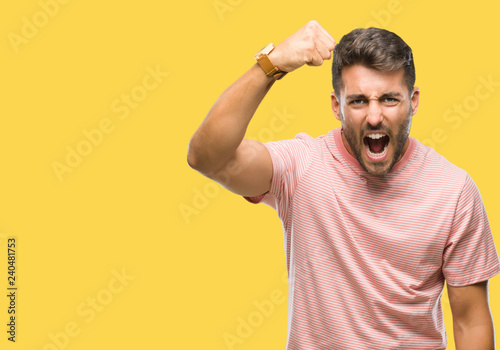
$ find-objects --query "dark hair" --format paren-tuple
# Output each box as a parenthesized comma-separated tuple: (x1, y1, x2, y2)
(332, 28, 415, 96)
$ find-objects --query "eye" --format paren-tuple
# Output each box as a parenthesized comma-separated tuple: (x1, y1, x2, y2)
(383, 97, 399, 105)
(349, 99, 366, 106)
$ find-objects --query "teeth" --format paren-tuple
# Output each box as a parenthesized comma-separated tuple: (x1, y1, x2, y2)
(367, 133, 385, 139)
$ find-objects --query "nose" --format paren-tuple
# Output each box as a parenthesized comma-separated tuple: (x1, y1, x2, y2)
(366, 100, 383, 126)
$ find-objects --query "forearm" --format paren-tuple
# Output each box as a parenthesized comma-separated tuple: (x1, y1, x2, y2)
(454, 320, 495, 349)
(187, 63, 274, 174)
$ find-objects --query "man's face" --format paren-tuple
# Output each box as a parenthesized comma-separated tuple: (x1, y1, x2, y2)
(331, 65, 420, 176)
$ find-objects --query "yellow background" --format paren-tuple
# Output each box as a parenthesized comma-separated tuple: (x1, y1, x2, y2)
(1, 0, 499, 349)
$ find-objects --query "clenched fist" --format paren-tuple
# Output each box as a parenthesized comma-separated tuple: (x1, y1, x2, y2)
(268, 20, 336, 73)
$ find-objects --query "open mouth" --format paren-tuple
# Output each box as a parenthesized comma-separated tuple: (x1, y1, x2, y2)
(363, 133, 390, 160)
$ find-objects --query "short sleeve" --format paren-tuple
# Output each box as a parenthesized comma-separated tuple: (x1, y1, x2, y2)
(244, 133, 314, 220)
(442, 175, 500, 286)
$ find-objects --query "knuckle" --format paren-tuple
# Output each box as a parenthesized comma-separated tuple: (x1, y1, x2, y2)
(307, 20, 319, 27)
(304, 22, 319, 36)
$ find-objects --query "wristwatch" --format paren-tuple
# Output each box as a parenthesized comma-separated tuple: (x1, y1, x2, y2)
(254, 43, 287, 80)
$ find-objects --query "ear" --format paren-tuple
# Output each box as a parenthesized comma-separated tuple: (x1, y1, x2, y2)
(331, 91, 341, 121)
(410, 87, 420, 116)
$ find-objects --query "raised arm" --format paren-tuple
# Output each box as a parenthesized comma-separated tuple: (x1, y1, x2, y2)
(187, 20, 335, 197)
(447, 280, 495, 350)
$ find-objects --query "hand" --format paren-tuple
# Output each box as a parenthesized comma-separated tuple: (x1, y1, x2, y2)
(268, 20, 335, 73)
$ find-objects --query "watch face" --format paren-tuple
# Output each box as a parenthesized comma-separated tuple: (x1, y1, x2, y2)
(254, 43, 274, 59)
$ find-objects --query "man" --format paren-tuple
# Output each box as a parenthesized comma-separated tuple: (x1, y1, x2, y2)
(187, 21, 499, 349)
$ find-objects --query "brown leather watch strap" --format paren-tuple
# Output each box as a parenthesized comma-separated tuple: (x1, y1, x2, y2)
(255, 44, 287, 80)
(257, 54, 280, 77)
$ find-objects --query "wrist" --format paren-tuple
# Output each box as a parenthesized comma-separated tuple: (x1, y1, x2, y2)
(267, 49, 283, 71)
(254, 43, 287, 80)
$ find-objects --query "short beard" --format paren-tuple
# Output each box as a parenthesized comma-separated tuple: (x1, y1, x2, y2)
(340, 105, 412, 176)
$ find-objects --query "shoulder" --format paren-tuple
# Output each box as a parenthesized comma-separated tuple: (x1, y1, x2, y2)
(272, 131, 330, 144)
(264, 131, 330, 158)
(411, 139, 469, 185)
(277, 131, 325, 145)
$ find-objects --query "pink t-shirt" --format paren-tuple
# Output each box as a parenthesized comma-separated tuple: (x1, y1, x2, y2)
(247, 127, 500, 349)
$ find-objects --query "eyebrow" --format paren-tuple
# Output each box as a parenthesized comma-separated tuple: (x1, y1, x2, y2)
(346, 92, 404, 101)
(345, 94, 366, 101)
(381, 92, 404, 99)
